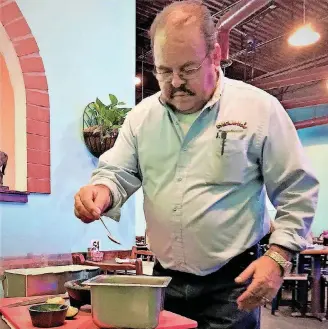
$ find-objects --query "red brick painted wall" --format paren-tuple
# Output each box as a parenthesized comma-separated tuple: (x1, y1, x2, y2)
(0, 0, 51, 193)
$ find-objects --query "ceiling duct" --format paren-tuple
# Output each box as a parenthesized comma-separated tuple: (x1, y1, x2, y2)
(217, 0, 272, 67)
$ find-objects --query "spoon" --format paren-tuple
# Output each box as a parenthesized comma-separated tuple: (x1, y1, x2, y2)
(99, 217, 121, 245)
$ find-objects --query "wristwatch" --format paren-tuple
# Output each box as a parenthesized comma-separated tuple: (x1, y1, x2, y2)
(264, 250, 293, 277)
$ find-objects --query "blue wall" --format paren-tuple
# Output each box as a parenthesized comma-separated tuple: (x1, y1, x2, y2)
(272, 104, 328, 236)
(296, 122, 328, 236)
(0, 0, 137, 257)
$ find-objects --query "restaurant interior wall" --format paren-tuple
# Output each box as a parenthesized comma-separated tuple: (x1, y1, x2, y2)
(0, 0, 137, 257)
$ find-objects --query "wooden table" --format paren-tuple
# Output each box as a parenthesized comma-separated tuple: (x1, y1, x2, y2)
(299, 247, 328, 321)
(85, 259, 142, 275)
(72, 254, 143, 275)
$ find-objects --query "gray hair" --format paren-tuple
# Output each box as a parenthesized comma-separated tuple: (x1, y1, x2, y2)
(149, 0, 217, 53)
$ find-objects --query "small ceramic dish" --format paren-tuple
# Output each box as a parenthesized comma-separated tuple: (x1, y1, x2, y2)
(28, 303, 68, 328)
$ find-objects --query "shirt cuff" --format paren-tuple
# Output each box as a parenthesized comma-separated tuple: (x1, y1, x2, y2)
(269, 229, 312, 253)
(89, 178, 122, 222)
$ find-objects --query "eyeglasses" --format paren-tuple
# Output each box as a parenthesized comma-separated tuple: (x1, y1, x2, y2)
(153, 53, 209, 82)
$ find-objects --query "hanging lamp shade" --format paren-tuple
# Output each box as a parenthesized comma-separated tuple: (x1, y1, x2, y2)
(288, 23, 320, 47)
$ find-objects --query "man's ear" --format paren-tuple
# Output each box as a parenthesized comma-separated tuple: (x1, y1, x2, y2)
(211, 43, 221, 67)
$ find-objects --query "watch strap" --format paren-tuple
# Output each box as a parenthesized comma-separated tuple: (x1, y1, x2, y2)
(264, 250, 291, 276)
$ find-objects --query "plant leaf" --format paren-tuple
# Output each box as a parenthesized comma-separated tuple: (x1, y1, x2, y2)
(96, 98, 106, 109)
(120, 108, 131, 114)
(84, 94, 131, 134)
(109, 94, 118, 106)
(111, 125, 121, 129)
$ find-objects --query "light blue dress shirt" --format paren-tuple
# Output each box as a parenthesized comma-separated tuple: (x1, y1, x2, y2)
(90, 72, 319, 275)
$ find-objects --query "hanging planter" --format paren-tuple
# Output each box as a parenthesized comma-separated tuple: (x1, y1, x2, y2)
(83, 94, 131, 158)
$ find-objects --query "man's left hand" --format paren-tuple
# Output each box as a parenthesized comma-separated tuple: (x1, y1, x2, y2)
(235, 256, 284, 311)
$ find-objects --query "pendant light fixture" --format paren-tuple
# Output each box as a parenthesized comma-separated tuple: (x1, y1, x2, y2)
(288, 0, 320, 47)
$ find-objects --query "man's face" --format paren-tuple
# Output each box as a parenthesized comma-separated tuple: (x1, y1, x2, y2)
(153, 24, 220, 113)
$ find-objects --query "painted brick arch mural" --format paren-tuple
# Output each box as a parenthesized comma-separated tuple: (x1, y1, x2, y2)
(0, 0, 51, 194)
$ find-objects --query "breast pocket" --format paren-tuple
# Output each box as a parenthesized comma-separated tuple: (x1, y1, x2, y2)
(206, 135, 248, 185)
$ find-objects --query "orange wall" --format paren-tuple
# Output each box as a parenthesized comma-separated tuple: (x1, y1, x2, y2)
(0, 53, 15, 188)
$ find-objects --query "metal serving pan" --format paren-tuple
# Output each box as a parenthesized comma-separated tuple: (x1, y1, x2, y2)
(82, 275, 171, 328)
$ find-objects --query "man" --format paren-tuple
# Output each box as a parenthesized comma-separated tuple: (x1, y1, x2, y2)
(74, 1, 319, 328)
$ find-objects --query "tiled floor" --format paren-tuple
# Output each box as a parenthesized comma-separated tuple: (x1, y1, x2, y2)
(261, 306, 327, 329)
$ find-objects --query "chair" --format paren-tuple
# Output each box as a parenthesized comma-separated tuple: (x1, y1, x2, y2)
(72, 253, 143, 275)
(321, 275, 328, 317)
(297, 254, 312, 275)
(131, 246, 156, 275)
(271, 273, 309, 316)
(131, 246, 156, 261)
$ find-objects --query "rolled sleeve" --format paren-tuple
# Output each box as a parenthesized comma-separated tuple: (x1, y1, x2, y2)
(261, 98, 319, 252)
(89, 112, 142, 221)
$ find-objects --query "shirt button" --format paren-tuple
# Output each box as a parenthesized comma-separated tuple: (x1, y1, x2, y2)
(173, 207, 177, 212)
(182, 148, 187, 152)
(177, 177, 182, 181)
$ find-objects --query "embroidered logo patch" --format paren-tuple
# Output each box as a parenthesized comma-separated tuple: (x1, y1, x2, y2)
(216, 121, 247, 130)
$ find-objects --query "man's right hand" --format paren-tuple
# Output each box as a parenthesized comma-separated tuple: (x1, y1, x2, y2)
(74, 184, 112, 223)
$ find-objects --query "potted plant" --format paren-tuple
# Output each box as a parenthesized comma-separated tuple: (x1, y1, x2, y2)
(83, 94, 131, 158)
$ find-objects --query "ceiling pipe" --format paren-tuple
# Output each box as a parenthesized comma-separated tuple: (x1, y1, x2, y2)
(251, 53, 328, 82)
(293, 116, 328, 130)
(252, 64, 328, 90)
(217, 0, 272, 67)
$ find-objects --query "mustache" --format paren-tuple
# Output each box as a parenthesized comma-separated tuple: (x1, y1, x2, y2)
(170, 85, 195, 98)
